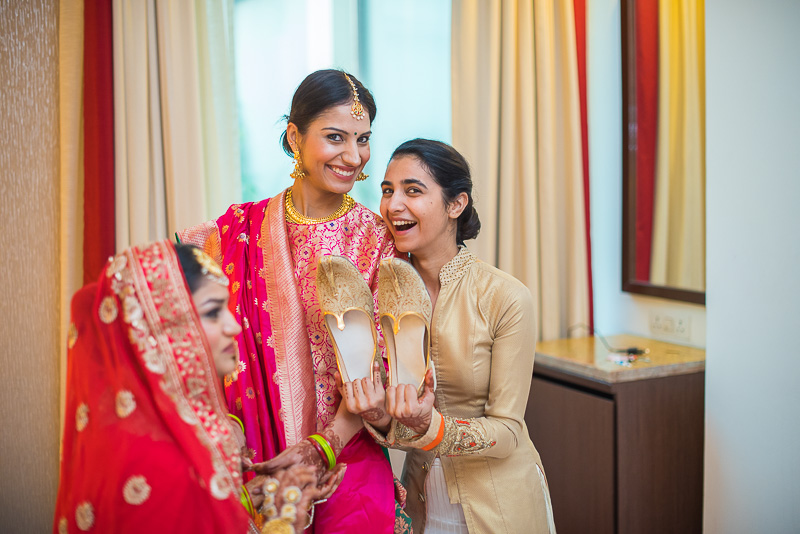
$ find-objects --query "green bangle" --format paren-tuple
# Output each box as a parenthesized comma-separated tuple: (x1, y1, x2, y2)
(240, 485, 254, 518)
(227, 413, 244, 434)
(307, 434, 336, 470)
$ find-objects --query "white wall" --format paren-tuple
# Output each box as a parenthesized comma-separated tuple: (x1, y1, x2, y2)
(587, 0, 706, 348)
(704, 1, 800, 531)
(589, 0, 800, 529)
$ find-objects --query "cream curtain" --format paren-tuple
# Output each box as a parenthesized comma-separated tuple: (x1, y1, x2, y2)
(58, 0, 85, 438)
(112, 0, 241, 250)
(650, 0, 705, 291)
(452, 0, 590, 341)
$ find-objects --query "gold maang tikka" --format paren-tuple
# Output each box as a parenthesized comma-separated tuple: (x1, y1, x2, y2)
(191, 248, 229, 287)
(291, 145, 306, 180)
(344, 74, 366, 121)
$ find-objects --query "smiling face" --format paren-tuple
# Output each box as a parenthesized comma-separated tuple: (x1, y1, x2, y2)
(287, 103, 372, 195)
(380, 155, 467, 259)
(191, 279, 242, 379)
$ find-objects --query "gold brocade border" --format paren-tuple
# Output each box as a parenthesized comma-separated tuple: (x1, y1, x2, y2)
(177, 220, 223, 267)
(261, 192, 317, 446)
(117, 241, 242, 496)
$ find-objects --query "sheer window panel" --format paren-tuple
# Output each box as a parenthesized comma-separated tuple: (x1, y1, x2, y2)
(234, 0, 451, 212)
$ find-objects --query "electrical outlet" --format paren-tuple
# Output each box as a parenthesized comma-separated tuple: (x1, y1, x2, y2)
(649, 311, 691, 341)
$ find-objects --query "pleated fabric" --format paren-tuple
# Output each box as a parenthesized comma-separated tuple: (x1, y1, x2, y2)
(451, 0, 590, 341)
(112, 0, 241, 249)
(58, 0, 86, 440)
(650, 0, 705, 291)
(424, 459, 469, 534)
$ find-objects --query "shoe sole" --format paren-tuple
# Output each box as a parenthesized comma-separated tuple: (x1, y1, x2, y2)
(381, 313, 428, 390)
(325, 309, 376, 383)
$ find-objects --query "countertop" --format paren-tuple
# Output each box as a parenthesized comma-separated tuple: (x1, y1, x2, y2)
(534, 334, 705, 384)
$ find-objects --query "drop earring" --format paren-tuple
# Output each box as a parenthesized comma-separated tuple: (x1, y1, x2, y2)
(356, 172, 368, 182)
(290, 145, 306, 180)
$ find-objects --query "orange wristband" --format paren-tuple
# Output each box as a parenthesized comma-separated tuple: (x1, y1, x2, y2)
(422, 412, 445, 451)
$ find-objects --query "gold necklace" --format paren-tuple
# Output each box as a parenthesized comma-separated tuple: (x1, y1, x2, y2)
(284, 189, 355, 225)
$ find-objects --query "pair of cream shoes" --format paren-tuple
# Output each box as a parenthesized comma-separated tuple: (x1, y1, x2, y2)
(316, 256, 431, 391)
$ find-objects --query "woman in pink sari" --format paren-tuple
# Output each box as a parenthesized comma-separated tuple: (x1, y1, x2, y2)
(179, 70, 406, 533)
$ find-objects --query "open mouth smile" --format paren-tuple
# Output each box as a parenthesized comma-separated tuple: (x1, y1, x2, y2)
(392, 220, 418, 233)
(328, 165, 356, 179)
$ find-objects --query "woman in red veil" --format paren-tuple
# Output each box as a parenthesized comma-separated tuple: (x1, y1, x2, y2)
(54, 241, 339, 533)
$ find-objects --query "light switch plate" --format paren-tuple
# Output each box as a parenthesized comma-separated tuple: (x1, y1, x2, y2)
(649, 311, 691, 341)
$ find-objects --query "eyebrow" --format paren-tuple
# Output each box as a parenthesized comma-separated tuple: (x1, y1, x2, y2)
(381, 178, 428, 189)
(321, 127, 372, 136)
(199, 297, 226, 307)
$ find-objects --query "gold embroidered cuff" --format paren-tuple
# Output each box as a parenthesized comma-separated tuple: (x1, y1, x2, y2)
(395, 409, 497, 456)
(364, 419, 398, 447)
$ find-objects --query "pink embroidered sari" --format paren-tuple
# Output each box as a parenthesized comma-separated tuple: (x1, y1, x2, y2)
(179, 190, 398, 533)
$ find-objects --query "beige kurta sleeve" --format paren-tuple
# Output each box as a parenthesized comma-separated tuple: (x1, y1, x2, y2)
(396, 281, 536, 458)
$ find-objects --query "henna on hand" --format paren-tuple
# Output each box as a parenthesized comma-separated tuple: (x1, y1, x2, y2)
(295, 440, 327, 474)
(320, 427, 346, 457)
(397, 412, 432, 434)
(359, 407, 387, 423)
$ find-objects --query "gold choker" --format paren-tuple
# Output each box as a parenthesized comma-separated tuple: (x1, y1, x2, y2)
(284, 189, 355, 225)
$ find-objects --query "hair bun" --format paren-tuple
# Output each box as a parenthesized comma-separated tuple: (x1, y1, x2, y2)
(457, 204, 481, 243)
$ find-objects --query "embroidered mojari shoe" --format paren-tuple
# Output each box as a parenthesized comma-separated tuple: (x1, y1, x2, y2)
(316, 255, 378, 383)
(378, 258, 432, 390)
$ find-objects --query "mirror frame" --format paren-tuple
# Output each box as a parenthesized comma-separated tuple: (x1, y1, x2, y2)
(620, 0, 705, 305)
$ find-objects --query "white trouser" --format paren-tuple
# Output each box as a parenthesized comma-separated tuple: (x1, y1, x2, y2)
(423, 458, 469, 534)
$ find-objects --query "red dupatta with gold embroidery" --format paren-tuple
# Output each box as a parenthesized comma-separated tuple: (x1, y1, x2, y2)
(53, 241, 255, 533)
(178, 193, 317, 462)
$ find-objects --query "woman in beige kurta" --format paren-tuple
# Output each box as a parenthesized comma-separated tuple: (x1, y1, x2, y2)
(345, 139, 556, 534)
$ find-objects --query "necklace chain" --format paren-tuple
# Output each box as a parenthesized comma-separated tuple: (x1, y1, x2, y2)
(284, 189, 355, 225)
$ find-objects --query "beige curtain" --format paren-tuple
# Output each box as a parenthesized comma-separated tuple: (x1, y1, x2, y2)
(650, 0, 705, 291)
(58, 0, 85, 441)
(112, 0, 241, 250)
(452, 0, 590, 341)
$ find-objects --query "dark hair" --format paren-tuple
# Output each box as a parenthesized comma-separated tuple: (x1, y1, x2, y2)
(280, 69, 377, 156)
(175, 243, 205, 294)
(390, 139, 481, 243)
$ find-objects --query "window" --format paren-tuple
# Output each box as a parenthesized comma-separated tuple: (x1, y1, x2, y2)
(234, 0, 451, 212)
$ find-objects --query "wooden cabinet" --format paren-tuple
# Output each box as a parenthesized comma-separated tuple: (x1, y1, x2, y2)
(524, 336, 704, 534)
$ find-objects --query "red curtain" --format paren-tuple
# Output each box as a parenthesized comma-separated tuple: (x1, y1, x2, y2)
(83, 0, 115, 283)
(634, 0, 659, 282)
(574, 0, 594, 330)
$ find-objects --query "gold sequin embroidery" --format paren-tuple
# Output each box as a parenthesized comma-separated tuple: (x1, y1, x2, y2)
(75, 501, 94, 531)
(58, 517, 67, 534)
(76, 403, 89, 432)
(67, 323, 78, 349)
(209, 470, 233, 500)
(141, 349, 165, 375)
(99, 296, 118, 323)
(122, 475, 151, 505)
(106, 253, 127, 278)
(438, 246, 476, 287)
(116, 390, 136, 418)
(440, 417, 496, 456)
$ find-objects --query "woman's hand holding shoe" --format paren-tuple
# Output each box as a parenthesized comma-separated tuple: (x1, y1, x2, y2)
(386, 369, 435, 434)
(338, 362, 391, 432)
